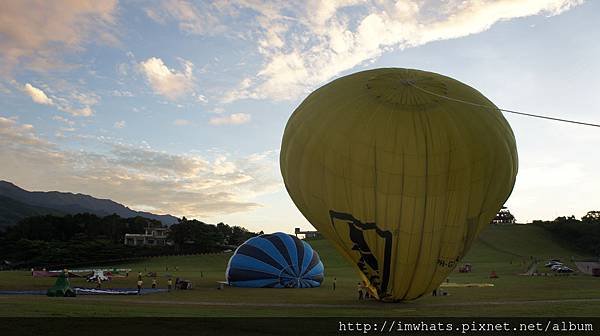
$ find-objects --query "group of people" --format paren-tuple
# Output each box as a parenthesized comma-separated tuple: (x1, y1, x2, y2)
(135, 272, 174, 294)
(329, 277, 375, 300)
(332, 276, 448, 300)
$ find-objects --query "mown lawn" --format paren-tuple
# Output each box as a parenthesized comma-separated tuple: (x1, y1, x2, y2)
(1, 224, 599, 317)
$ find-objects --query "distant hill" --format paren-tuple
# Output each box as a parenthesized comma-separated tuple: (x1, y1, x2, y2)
(0, 195, 67, 228)
(463, 223, 590, 262)
(312, 223, 591, 279)
(0, 181, 179, 227)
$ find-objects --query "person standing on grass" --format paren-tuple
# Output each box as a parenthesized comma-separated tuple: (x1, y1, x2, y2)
(333, 277, 337, 291)
(362, 281, 371, 299)
(137, 279, 143, 295)
(167, 278, 173, 292)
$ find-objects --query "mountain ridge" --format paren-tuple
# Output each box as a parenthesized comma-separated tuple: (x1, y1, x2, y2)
(0, 180, 179, 227)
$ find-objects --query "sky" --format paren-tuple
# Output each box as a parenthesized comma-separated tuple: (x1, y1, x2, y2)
(0, 0, 599, 233)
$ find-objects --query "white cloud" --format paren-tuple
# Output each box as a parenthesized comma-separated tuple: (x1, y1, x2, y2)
(0, 117, 280, 218)
(0, 116, 51, 148)
(116, 63, 129, 77)
(112, 90, 134, 97)
(70, 91, 100, 106)
(61, 106, 94, 117)
(0, 1, 118, 72)
(209, 113, 251, 126)
(173, 119, 191, 126)
(213, 155, 236, 175)
(145, 0, 225, 35)
(52, 115, 75, 126)
(139, 57, 195, 100)
(113, 120, 126, 129)
(221, 0, 584, 101)
(144, 0, 584, 103)
(196, 94, 207, 103)
(23, 83, 53, 105)
(20, 82, 96, 117)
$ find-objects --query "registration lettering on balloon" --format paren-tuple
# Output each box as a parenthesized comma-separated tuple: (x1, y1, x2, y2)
(436, 257, 460, 268)
(328, 210, 392, 297)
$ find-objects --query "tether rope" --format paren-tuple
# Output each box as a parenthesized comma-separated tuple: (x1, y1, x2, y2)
(405, 81, 600, 128)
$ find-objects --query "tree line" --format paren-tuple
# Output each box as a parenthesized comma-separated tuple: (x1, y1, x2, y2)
(533, 211, 600, 257)
(0, 213, 256, 269)
(168, 216, 258, 251)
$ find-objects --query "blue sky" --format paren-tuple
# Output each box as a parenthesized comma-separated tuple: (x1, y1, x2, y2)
(1, 0, 598, 233)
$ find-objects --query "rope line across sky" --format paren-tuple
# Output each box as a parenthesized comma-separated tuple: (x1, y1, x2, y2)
(406, 81, 600, 128)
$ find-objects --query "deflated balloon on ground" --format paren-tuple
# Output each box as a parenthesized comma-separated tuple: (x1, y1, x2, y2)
(226, 232, 325, 288)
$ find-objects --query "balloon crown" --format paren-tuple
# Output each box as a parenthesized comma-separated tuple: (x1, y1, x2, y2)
(364, 69, 447, 108)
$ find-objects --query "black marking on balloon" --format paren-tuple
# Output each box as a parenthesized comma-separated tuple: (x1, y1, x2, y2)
(329, 210, 392, 297)
(262, 234, 293, 268)
(304, 250, 321, 275)
(227, 268, 278, 282)
(436, 257, 460, 268)
(293, 235, 305, 274)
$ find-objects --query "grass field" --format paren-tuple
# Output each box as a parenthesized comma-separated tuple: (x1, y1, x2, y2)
(1, 224, 599, 317)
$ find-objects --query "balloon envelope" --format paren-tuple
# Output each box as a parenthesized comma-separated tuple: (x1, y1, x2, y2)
(280, 68, 518, 300)
(226, 232, 324, 288)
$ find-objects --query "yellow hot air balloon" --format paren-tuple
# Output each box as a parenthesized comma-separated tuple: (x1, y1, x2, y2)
(280, 68, 518, 301)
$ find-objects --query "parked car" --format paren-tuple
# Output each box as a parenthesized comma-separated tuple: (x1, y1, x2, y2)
(545, 260, 562, 267)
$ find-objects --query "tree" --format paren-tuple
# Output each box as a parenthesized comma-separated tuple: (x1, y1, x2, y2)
(582, 211, 600, 223)
(168, 219, 256, 252)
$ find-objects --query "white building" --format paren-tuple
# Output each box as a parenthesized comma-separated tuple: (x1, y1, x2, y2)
(124, 225, 170, 246)
(294, 228, 321, 239)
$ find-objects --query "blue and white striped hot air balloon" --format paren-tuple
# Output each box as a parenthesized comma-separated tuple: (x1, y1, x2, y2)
(225, 232, 324, 288)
